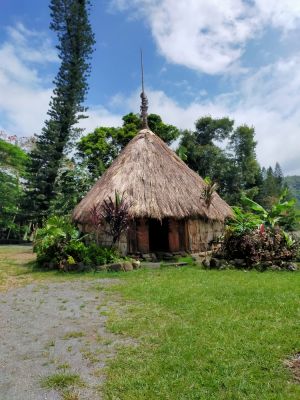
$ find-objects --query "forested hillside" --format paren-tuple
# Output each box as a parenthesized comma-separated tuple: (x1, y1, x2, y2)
(285, 175, 300, 206)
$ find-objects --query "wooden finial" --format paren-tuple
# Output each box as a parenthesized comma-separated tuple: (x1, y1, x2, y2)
(140, 50, 149, 129)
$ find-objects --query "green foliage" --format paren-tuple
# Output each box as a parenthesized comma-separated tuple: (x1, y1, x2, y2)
(229, 125, 261, 192)
(82, 243, 119, 266)
(41, 372, 83, 389)
(0, 139, 28, 240)
(121, 112, 180, 146)
(49, 159, 93, 215)
(194, 115, 234, 145)
(34, 216, 80, 268)
(256, 164, 287, 208)
(0, 138, 28, 172)
(178, 117, 263, 204)
(242, 189, 297, 230)
(64, 240, 119, 267)
(223, 193, 299, 265)
(33, 215, 119, 270)
(147, 113, 180, 145)
(285, 175, 300, 207)
(26, 0, 95, 221)
(177, 145, 187, 161)
(179, 127, 230, 181)
(227, 206, 262, 235)
(202, 177, 218, 207)
(76, 127, 121, 179)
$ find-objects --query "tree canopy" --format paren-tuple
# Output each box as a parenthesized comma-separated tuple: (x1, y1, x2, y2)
(26, 0, 95, 221)
(0, 139, 28, 240)
(178, 116, 263, 204)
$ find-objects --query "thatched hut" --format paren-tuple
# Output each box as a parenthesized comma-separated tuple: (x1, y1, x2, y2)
(73, 125, 233, 256)
(74, 68, 232, 255)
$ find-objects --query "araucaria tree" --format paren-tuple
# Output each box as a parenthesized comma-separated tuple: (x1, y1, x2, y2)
(27, 0, 95, 222)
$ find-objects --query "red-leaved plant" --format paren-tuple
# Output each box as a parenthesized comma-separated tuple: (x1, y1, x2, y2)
(89, 191, 131, 247)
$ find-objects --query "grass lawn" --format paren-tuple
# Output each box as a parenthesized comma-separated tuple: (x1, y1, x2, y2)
(0, 245, 107, 290)
(104, 268, 300, 400)
(1, 246, 300, 399)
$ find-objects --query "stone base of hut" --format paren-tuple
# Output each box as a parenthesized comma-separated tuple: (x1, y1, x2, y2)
(78, 217, 224, 258)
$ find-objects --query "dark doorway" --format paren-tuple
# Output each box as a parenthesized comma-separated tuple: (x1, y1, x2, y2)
(149, 218, 169, 252)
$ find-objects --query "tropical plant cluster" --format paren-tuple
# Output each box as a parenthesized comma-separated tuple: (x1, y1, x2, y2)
(221, 192, 299, 267)
(34, 216, 119, 271)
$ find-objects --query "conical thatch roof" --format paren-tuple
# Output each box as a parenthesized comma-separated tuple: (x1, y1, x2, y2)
(73, 128, 233, 224)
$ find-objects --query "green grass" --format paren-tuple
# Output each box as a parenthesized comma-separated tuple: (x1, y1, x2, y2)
(61, 391, 80, 400)
(0, 245, 120, 291)
(104, 267, 300, 400)
(1, 245, 300, 399)
(63, 331, 85, 340)
(41, 372, 84, 389)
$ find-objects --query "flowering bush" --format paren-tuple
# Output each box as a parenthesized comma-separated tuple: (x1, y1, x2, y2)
(222, 226, 298, 266)
(222, 193, 299, 266)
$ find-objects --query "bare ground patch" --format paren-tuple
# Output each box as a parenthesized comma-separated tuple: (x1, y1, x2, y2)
(285, 353, 300, 383)
(0, 278, 126, 400)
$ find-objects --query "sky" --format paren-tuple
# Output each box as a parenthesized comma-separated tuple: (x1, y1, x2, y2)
(1, 0, 300, 175)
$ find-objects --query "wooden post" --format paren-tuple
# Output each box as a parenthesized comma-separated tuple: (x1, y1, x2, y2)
(137, 218, 149, 253)
(168, 219, 180, 252)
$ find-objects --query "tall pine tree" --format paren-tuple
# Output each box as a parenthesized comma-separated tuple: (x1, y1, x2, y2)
(27, 0, 95, 222)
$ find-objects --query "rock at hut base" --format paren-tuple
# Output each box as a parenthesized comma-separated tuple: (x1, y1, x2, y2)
(286, 263, 298, 271)
(95, 264, 108, 272)
(132, 260, 141, 269)
(107, 263, 124, 272)
(210, 258, 221, 268)
(123, 261, 133, 272)
(202, 259, 210, 268)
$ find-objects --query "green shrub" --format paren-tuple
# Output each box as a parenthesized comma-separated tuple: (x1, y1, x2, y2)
(64, 241, 89, 263)
(222, 193, 300, 266)
(34, 216, 119, 270)
(84, 243, 119, 266)
(34, 216, 80, 268)
(222, 226, 299, 266)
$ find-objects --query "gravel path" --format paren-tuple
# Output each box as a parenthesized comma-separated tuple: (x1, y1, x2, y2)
(0, 279, 123, 400)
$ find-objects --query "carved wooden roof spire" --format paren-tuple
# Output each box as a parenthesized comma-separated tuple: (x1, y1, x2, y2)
(140, 50, 149, 129)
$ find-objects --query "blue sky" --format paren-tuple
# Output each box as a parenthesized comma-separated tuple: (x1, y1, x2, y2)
(1, 0, 300, 174)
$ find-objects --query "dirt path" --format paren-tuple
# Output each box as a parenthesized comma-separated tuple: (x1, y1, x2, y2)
(0, 279, 122, 399)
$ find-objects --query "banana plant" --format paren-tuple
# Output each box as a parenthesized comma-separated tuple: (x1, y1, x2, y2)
(227, 206, 262, 235)
(241, 189, 296, 229)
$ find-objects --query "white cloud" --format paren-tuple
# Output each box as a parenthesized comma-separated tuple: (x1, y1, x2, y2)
(110, 54, 300, 175)
(0, 23, 121, 138)
(111, 0, 300, 74)
(1, 20, 299, 176)
(255, 0, 300, 31)
(0, 24, 59, 135)
(80, 106, 122, 132)
(6, 23, 58, 64)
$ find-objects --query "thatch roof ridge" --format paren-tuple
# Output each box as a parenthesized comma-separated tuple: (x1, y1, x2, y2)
(73, 128, 233, 223)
